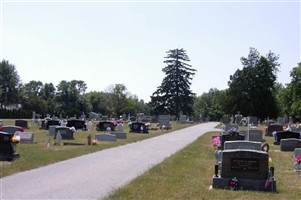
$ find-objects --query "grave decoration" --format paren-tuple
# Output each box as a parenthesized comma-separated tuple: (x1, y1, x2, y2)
(294, 148, 301, 171)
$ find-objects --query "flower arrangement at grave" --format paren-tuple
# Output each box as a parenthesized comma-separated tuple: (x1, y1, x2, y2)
(212, 136, 221, 148)
(11, 135, 21, 144)
(269, 157, 273, 166)
(92, 139, 98, 145)
(227, 127, 239, 136)
(294, 155, 301, 165)
(228, 177, 239, 190)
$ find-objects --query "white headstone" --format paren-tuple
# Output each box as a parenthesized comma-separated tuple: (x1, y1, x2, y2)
(56, 131, 62, 145)
(116, 123, 124, 132)
(87, 121, 93, 132)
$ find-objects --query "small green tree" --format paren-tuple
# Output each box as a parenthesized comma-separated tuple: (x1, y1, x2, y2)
(150, 48, 196, 118)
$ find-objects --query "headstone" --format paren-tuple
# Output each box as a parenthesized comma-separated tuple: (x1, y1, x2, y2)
(87, 120, 93, 132)
(280, 138, 301, 151)
(294, 148, 301, 170)
(0, 131, 19, 161)
(130, 122, 149, 133)
(96, 121, 115, 132)
(234, 112, 243, 125)
(212, 149, 276, 191)
(265, 124, 283, 136)
(222, 124, 239, 133)
(41, 119, 61, 130)
(56, 131, 62, 145)
(1, 125, 24, 134)
(15, 119, 29, 129)
(89, 112, 100, 120)
(221, 115, 231, 124)
(141, 115, 152, 123)
(116, 123, 124, 132)
(48, 125, 59, 136)
(112, 123, 127, 139)
(220, 132, 245, 149)
(179, 115, 187, 123)
(245, 130, 263, 142)
(274, 131, 300, 145)
(54, 126, 74, 140)
(277, 117, 286, 125)
(224, 141, 262, 151)
(14, 132, 36, 144)
(95, 134, 116, 142)
(248, 116, 258, 126)
(158, 115, 171, 129)
(290, 125, 301, 133)
(66, 119, 86, 130)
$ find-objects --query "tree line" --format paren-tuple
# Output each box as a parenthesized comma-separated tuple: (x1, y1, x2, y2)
(1, 47, 300, 121)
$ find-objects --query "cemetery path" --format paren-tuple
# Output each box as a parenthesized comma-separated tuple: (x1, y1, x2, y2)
(1, 122, 220, 200)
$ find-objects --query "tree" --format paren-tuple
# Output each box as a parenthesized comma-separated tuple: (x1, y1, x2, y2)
(84, 91, 112, 115)
(19, 81, 47, 114)
(227, 47, 280, 120)
(193, 88, 227, 121)
(281, 63, 301, 119)
(40, 83, 56, 114)
(0, 60, 21, 107)
(55, 80, 89, 117)
(150, 48, 196, 118)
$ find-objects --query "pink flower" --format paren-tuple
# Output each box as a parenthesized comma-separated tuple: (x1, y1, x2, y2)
(212, 136, 220, 147)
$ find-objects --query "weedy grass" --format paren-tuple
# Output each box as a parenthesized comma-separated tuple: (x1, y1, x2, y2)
(106, 127, 301, 200)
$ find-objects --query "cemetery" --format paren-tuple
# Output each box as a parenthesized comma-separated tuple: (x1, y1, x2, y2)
(1, 117, 301, 199)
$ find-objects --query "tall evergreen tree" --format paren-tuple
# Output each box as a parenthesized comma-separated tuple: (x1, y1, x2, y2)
(150, 48, 196, 118)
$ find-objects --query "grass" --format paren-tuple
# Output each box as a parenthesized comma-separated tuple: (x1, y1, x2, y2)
(0, 119, 194, 178)
(106, 126, 301, 200)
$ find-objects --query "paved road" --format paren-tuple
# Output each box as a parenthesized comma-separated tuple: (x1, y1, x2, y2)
(1, 122, 219, 200)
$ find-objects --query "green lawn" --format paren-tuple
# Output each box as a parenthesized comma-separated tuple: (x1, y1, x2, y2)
(106, 127, 301, 200)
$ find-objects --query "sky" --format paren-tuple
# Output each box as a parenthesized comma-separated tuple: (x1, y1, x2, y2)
(1, 0, 300, 103)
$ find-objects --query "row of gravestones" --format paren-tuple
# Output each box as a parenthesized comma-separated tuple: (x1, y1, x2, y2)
(265, 123, 301, 151)
(212, 124, 276, 191)
(221, 115, 259, 126)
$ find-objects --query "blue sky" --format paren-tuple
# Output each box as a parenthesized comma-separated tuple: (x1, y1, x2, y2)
(1, 0, 300, 103)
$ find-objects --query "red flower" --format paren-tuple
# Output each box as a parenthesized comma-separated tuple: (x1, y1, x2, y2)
(295, 155, 301, 165)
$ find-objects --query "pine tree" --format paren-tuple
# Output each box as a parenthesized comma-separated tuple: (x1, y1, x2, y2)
(150, 48, 196, 118)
